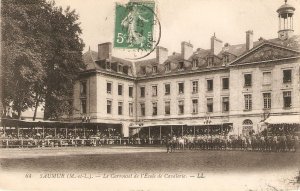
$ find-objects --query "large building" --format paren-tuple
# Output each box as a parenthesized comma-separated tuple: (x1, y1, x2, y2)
(72, 1, 300, 138)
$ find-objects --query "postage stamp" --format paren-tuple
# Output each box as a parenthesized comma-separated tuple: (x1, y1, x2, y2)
(114, 1, 156, 52)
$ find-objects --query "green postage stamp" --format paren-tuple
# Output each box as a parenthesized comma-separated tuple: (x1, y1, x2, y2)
(114, 1, 156, 51)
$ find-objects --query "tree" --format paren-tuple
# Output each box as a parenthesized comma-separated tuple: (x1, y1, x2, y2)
(1, 0, 85, 120)
(1, 0, 48, 119)
(43, 4, 85, 120)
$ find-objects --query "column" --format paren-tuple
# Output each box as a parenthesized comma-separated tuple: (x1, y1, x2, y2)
(181, 125, 183, 137)
(279, 15, 281, 30)
(43, 126, 45, 138)
(159, 126, 162, 143)
(148, 126, 150, 139)
(286, 14, 289, 29)
(170, 126, 172, 137)
(193, 126, 195, 136)
(65, 128, 68, 139)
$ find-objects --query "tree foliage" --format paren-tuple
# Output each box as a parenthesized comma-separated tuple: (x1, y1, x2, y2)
(1, 0, 85, 120)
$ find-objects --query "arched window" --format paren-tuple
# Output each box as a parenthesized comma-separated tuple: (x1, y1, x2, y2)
(242, 119, 253, 135)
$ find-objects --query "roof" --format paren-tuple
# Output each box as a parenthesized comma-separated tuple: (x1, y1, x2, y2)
(277, 3, 296, 13)
(264, 115, 300, 124)
(81, 35, 300, 78)
(82, 50, 135, 78)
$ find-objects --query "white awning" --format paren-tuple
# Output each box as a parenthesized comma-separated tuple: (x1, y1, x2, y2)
(264, 115, 300, 124)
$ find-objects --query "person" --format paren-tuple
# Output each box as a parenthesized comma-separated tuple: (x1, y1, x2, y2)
(121, 3, 149, 47)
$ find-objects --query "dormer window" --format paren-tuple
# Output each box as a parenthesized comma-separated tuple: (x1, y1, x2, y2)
(192, 59, 198, 68)
(106, 61, 111, 70)
(207, 57, 214, 67)
(152, 65, 158, 74)
(178, 62, 184, 70)
(165, 62, 171, 72)
(223, 55, 229, 64)
(117, 64, 123, 73)
(141, 66, 146, 75)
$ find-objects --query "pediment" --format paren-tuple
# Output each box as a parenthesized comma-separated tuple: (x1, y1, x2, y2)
(231, 43, 300, 65)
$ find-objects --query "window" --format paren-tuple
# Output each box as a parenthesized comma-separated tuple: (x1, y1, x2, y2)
(129, 103, 133, 116)
(263, 72, 271, 85)
(129, 86, 133, 97)
(263, 93, 271, 109)
(165, 101, 170, 115)
(141, 66, 146, 75)
(178, 100, 184, 114)
(118, 64, 123, 73)
(223, 55, 229, 64)
(178, 62, 184, 70)
(283, 91, 292, 108)
(118, 84, 123, 96)
(107, 82, 112, 94)
(118, 102, 123, 115)
(152, 85, 157, 97)
(222, 97, 229, 112)
(106, 61, 111, 70)
(165, 84, 170, 95)
(165, 62, 171, 72)
(81, 99, 87, 114)
(222, 78, 229, 90)
(207, 79, 213, 91)
(192, 81, 198, 94)
(207, 98, 213, 113)
(140, 103, 145, 116)
(244, 94, 252, 111)
(244, 73, 252, 87)
(80, 81, 87, 96)
(152, 102, 157, 116)
(152, 66, 158, 74)
(192, 59, 198, 68)
(283, 69, 292, 83)
(107, 100, 112, 114)
(68, 100, 73, 115)
(140, 86, 145, 97)
(207, 57, 214, 66)
(178, 82, 184, 94)
(192, 99, 198, 114)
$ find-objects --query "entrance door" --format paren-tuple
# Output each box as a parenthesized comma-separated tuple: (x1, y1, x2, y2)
(242, 119, 253, 136)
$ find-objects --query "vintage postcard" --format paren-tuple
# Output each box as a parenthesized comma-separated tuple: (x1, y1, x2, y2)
(0, 0, 300, 190)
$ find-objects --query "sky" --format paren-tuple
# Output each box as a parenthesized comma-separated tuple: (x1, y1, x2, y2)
(55, 0, 300, 59)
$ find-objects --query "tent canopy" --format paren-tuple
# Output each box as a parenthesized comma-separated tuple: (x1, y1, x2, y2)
(264, 115, 300, 124)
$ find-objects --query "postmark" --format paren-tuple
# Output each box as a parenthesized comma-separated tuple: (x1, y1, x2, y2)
(114, 1, 161, 60)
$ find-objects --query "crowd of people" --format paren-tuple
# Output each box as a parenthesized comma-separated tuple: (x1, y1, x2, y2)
(0, 128, 123, 148)
(0, 126, 299, 152)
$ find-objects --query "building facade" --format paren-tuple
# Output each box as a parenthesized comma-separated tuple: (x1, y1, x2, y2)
(72, 1, 300, 137)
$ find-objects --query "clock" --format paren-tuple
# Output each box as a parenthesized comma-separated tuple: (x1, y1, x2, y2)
(279, 32, 288, 40)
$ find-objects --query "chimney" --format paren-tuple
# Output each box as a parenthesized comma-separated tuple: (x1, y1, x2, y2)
(98, 42, 112, 60)
(156, 46, 168, 64)
(181, 41, 193, 60)
(211, 34, 223, 55)
(246, 30, 253, 51)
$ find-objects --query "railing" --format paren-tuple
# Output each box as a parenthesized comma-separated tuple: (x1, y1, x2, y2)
(0, 138, 135, 148)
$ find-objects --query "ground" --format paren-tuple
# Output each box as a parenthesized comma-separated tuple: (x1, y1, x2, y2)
(0, 146, 299, 191)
